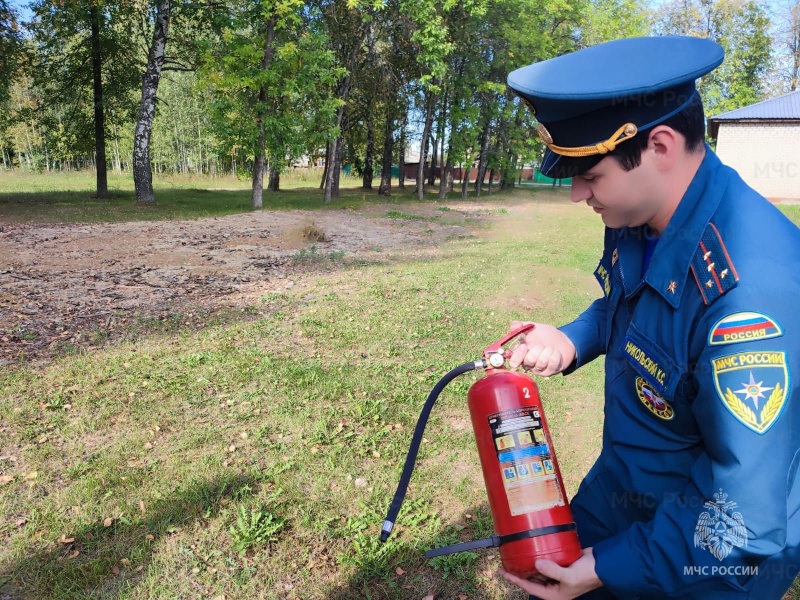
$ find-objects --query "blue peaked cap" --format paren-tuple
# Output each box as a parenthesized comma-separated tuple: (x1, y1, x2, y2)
(507, 36, 724, 178)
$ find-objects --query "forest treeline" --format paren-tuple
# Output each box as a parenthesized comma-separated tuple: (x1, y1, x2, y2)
(0, 0, 798, 206)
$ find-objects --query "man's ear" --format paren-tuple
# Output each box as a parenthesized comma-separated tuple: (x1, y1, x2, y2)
(647, 126, 682, 171)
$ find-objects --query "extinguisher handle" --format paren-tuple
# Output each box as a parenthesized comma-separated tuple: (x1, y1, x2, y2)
(482, 323, 535, 358)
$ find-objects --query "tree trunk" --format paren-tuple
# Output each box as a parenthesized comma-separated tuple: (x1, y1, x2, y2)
(378, 105, 393, 196)
(112, 123, 121, 173)
(416, 91, 436, 200)
(438, 158, 452, 199)
(268, 165, 280, 191)
(362, 118, 374, 189)
(89, 3, 108, 198)
(324, 138, 337, 203)
(325, 25, 367, 203)
(427, 136, 437, 186)
(499, 91, 521, 191)
(334, 138, 344, 189)
(461, 151, 470, 199)
(251, 16, 277, 210)
(398, 110, 406, 189)
(133, 0, 171, 204)
(433, 88, 450, 192)
(251, 155, 265, 208)
(474, 120, 491, 197)
(325, 105, 346, 203)
(439, 109, 454, 198)
(320, 142, 330, 189)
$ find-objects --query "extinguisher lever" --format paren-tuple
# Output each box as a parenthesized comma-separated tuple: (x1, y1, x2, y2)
(482, 323, 535, 360)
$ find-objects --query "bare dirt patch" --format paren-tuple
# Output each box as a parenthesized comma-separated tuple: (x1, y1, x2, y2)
(0, 205, 486, 365)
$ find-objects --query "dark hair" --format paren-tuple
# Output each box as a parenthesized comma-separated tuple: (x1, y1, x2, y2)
(611, 92, 707, 171)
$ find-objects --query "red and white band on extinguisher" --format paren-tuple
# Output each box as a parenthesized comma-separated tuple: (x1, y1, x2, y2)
(380, 324, 582, 578)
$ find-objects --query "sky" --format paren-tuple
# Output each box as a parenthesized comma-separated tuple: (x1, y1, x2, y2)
(7, 0, 31, 22)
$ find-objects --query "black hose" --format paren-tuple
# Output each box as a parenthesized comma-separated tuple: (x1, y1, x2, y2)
(380, 360, 484, 542)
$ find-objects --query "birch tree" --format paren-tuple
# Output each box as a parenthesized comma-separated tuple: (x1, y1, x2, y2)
(134, 0, 171, 203)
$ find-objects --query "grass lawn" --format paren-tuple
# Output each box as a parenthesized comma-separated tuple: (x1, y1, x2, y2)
(1, 175, 799, 599)
(0, 170, 499, 223)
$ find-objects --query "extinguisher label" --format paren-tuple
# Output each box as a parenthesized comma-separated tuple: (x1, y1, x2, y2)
(488, 405, 565, 516)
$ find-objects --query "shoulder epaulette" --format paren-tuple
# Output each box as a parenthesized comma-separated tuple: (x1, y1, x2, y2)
(690, 223, 739, 305)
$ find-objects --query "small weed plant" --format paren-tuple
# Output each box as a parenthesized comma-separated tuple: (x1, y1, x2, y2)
(230, 503, 286, 555)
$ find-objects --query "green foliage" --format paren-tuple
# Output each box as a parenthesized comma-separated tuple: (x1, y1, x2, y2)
(578, 0, 651, 47)
(341, 499, 441, 579)
(200, 0, 345, 176)
(229, 503, 286, 555)
(385, 210, 433, 220)
(0, 0, 787, 193)
(0, 0, 22, 103)
(26, 0, 142, 160)
(428, 540, 479, 578)
(652, 0, 773, 116)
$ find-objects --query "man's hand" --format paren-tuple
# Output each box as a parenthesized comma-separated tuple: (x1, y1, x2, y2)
(499, 548, 602, 600)
(508, 321, 577, 376)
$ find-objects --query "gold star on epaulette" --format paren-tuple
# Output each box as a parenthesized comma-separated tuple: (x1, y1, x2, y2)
(667, 281, 677, 294)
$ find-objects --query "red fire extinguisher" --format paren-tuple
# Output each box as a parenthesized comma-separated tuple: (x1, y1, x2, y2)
(380, 324, 582, 579)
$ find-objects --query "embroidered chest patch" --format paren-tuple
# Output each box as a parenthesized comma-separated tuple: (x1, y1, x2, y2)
(711, 351, 789, 434)
(635, 377, 674, 420)
(709, 312, 783, 346)
(624, 337, 669, 392)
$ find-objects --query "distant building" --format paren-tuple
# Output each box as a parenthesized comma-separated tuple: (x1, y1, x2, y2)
(403, 147, 510, 183)
(708, 90, 800, 201)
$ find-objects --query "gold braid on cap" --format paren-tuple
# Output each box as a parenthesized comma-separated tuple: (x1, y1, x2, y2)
(537, 122, 638, 157)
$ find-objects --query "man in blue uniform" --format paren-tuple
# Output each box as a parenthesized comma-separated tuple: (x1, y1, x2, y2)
(500, 36, 800, 599)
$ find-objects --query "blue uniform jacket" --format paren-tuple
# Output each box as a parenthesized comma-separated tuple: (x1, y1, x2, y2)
(560, 148, 800, 598)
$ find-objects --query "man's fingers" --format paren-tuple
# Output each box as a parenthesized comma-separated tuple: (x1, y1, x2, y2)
(508, 343, 528, 369)
(498, 569, 547, 595)
(523, 344, 543, 370)
(547, 349, 563, 374)
(534, 346, 554, 372)
(526, 346, 561, 377)
(509, 320, 525, 332)
(534, 558, 566, 582)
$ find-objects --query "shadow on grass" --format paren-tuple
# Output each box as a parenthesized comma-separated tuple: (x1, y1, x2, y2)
(0, 474, 256, 599)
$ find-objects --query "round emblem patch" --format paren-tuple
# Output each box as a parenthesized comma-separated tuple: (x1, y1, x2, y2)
(636, 377, 674, 420)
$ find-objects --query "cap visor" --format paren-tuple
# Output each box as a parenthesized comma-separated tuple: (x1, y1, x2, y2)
(540, 151, 603, 179)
